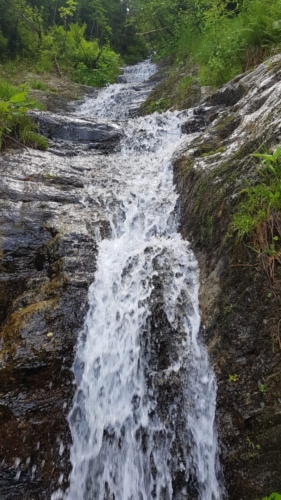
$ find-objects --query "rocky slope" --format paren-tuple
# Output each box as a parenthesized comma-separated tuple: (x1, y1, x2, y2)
(0, 118, 121, 497)
(173, 53, 281, 499)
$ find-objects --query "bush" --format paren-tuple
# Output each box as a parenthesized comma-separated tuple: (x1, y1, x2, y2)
(0, 90, 48, 150)
(37, 23, 122, 87)
(173, 0, 281, 87)
(228, 147, 281, 281)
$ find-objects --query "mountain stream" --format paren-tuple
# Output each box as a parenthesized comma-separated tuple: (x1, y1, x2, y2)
(52, 61, 223, 500)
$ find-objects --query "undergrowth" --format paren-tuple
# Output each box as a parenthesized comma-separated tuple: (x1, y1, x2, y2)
(228, 146, 281, 283)
(173, 0, 281, 87)
(37, 23, 122, 87)
(0, 83, 48, 150)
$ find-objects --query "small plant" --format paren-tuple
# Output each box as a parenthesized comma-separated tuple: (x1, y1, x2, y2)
(247, 436, 261, 450)
(0, 91, 48, 150)
(0, 80, 20, 100)
(259, 383, 266, 393)
(200, 146, 225, 157)
(228, 373, 239, 382)
(224, 304, 233, 315)
(29, 78, 48, 91)
(148, 97, 171, 113)
(228, 146, 281, 283)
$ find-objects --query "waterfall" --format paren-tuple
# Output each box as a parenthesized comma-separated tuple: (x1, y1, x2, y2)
(52, 61, 223, 500)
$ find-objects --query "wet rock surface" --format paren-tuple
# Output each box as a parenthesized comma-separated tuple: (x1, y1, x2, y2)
(30, 111, 122, 152)
(0, 129, 111, 497)
(173, 54, 281, 499)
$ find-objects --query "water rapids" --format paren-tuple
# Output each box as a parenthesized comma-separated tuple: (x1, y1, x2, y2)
(52, 61, 223, 500)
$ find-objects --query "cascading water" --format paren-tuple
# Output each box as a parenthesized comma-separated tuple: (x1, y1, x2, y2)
(52, 61, 223, 500)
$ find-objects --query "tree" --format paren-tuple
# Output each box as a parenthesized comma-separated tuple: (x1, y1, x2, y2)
(59, 0, 78, 29)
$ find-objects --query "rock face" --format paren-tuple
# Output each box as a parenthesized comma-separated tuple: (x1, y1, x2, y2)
(173, 54, 281, 499)
(29, 111, 122, 152)
(0, 124, 116, 497)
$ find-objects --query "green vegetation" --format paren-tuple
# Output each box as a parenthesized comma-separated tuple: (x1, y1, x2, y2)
(260, 494, 281, 500)
(129, 0, 281, 86)
(0, 85, 48, 150)
(228, 147, 281, 280)
(259, 383, 266, 393)
(0, 0, 147, 149)
(1, 0, 281, 148)
(29, 78, 48, 90)
(0, 0, 147, 79)
(200, 146, 225, 157)
(2, 0, 281, 92)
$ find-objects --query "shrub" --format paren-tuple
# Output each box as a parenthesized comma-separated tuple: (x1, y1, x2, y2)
(0, 90, 48, 150)
(228, 147, 281, 282)
(173, 0, 281, 87)
(36, 23, 122, 87)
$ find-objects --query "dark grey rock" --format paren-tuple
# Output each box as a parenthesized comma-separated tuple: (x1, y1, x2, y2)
(29, 111, 122, 152)
(205, 83, 246, 107)
(181, 107, 209, 134)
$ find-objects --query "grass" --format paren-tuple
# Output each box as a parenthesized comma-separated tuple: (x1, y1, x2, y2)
(0, 80, 21, 100)
(228, 146, 281, 283)
(29, 78, 48, 91)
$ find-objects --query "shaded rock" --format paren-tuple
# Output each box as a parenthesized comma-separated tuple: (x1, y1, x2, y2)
(181, 107, 209, 134)
(29, 111, 122, 152)
(205, 83, 247, 107)
(117, 75, 127, 84)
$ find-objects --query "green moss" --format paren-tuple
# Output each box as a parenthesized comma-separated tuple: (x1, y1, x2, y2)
(200, 146, 225, 157)
(201, 214, 214, 243)
(214, 113, 241, 140)
(175, 155, 196, 175)
(139, 63, 200, 116)
(147, 97, 171, 113)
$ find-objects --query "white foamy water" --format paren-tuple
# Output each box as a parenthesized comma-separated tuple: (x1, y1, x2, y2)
(52, 61, 223, 500)
(77, 60, 157, 120)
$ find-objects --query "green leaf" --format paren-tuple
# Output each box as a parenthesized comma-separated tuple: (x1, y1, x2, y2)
(9, 92, 27, 104)
(272, 146, 281, 161)
(267, 164, 277, 175)
(0, 101, 9, 112)
(261, 493, 281, 500)
(253, 153, 274, 161)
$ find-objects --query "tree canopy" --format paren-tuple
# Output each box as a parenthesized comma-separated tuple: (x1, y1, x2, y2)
(1, 0, 281, 87)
